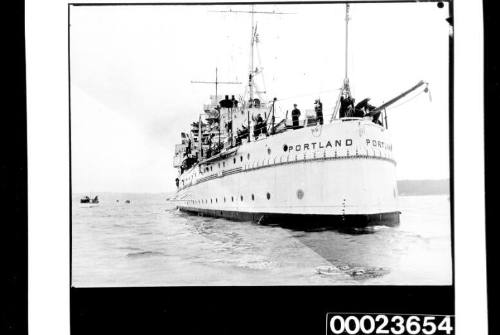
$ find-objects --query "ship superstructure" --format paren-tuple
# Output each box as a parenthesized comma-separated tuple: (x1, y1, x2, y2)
(172, 5, 429, 227)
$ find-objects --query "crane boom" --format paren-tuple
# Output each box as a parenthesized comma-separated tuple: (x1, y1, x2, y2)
(368, 80, 427, 116)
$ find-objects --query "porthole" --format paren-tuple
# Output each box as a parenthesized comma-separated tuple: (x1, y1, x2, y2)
(233, 158, 236, 164)
(231, 196, 234, 202)
(247, 153, 250, 160)
(216, 198, 218, 203)
(240, 195, 243, 201)
(266, 192, 271, 200)
(224, 197, 226, 202)
(251, 194, 255, 201)
(240, 156, 243, 162)
(223, 162, 225, 167)
(297, 189, 304, 200)
(267, 148, 271, 155)
(210, 199, 212, 203)
(210, 166, 213, 171)
(283, 144, 288, 152)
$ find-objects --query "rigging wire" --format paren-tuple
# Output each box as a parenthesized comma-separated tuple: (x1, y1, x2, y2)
(255, 42, 267, 96)
(274, 88, 339, 103)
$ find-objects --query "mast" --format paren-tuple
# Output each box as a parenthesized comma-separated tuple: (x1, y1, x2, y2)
(249, 5, 257, 102)
(211, 6, 292, 104)
(343, 3, 351, 98)
(191, 68, 241, 151)
(191, 67, 241, 101)
(331, 4, 352, 122)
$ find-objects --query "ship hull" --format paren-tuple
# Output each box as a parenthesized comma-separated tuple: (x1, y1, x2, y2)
(178, 206, 399, 228)
(174, 119, 400, 227)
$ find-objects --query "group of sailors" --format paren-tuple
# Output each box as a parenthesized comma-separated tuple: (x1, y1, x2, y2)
(291, 96, 379, 128)
(234, 113, 267, 144)
(290, 98, 323, 129)
(293, 96, 382, 126)
(222, 95, 379, 143)
(232, 95, 380, 136)
(339, 95, 382, 125)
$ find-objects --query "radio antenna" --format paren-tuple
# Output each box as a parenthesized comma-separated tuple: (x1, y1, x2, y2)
(210, 6, 294, 102)
(191, 67, 241, 102)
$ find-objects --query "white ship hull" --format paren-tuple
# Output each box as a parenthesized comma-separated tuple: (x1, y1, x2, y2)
(175, 118, 399, 227)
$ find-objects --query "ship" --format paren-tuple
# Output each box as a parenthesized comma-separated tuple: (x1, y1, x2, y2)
(80, 195, 99, 204)
(80, 195, 99, 208)
(171, 5, 429, 227)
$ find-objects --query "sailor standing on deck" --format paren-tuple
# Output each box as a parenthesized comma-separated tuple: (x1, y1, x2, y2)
(253, 113, 267, 139)
(291, 104, 301, 129)
(339, 96, 354, 118)
(314, 99, 323, 125)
